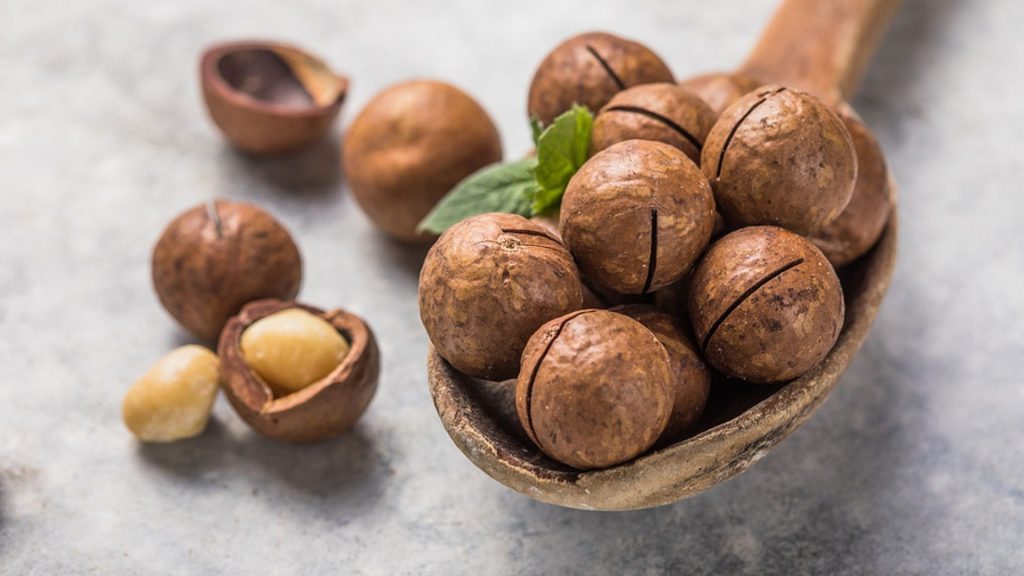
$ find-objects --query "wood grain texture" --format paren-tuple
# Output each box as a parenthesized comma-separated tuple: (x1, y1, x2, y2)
(742, 0, 903, 104)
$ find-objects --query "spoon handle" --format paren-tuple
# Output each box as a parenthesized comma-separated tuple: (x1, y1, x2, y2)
(740, 0, 902, 104)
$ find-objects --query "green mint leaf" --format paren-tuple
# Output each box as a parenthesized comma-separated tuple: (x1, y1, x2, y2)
(531, 105, 593, 214)
(417, 157, 540, 234)
(531, 187, 564, 216)
(534, 105, 591, 190)
(419, 106, 593, 233)
(530, 117, 544, 147)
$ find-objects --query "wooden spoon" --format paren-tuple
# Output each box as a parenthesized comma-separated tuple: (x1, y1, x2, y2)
(428, 0, 902, 510)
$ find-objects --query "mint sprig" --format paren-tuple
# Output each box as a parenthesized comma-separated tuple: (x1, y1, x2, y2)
(532, 105, 592, 214)
(417, 105, 593, 234)
(530, 117, 544, 146)
(417, 158, 539, 234)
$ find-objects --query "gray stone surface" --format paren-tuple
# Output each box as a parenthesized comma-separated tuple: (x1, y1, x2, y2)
(1, 0, 1022, 573)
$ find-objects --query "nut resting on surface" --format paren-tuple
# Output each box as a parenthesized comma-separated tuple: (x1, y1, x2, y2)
(219, 299, 379, 443)
(515, 309, 674, 469)
(152, 200, 302, 342)
(419, 213, 583, 381)
(813, 106, 894, 267)
(677, 71, 761, 118)
(591, 83, 717, 164)
(614, 304, 710, 443)
(343, 80, 503, 242)
(561, 139, 715, 295)
(200, 40, 348, 154)
(240, 308, 350, 397)
(122, 346, 221, 443)
(528, 31, 674, 126)
(688, 226, 845, 384)
(701, 85, 857, 235)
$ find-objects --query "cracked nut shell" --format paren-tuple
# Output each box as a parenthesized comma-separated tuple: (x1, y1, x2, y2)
(201, 40, 348, 155)
(560, 139, 715, 295)
(812, 106, 893, 267)
(688, 226, 844, 384)
(515, 309, 674, 470)
(344, 80, 503, 242)
(528, 32, 674, 126)
(614, 304, 710, 443)
(419, 213, 584, 381)
(678, 71, 761, 118)
(591, 83, 717, 164)
(152, 201, 302, 342)
(701, 85, 856, 235)
(218, 299, 379, 442)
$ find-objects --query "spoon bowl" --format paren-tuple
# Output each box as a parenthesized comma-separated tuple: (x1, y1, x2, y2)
(428, 195, 896, 509)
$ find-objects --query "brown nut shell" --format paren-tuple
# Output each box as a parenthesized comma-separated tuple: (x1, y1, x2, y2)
(701, 85, 856, 235)
(530, 212, 651, 310)
(515, 310, 674, 470)
(678, 71, 761, 118)
(688, 226, 844, 383)
(418, 213, 584, 381)
(218, 299, 379, 443)
(152, 201, 302, 342)
(200, 41, 348, 155)
(591, 83, 716, 163)
(813, 106, 894, 267)
(561, 139, 715, 295)
(528, 32, 674, 126)
(343, 80, 503, 243)
(613, 305, 710, 443)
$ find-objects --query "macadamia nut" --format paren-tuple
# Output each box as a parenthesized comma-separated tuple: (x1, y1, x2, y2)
(152, 201, 302, 341)
(688, 226, 844, 383)
(701, 85, 856, 235)
(219, 300, 380, 443)
(614, 304, 710, 443)
(344, 80, 503, 242)
(591, 83, 716, 163)
(419, 213, 583, 381)
(240, 308, 349, 396)
(561, 140, 715, 295)
(515, 309, 674, 469)
(813, 107, 893, 267)
(122, 345, 221, 443)
(528, 32, 674, 125)
(678, 71, 761, 118)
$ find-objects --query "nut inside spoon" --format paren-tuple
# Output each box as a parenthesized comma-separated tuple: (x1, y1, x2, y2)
(429, 0, 902, 510)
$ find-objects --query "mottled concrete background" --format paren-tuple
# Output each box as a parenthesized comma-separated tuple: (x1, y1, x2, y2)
(1, 0, 1022, 573)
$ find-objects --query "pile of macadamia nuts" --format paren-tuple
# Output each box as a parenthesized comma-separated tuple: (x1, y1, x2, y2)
(418, 31, 892, 471)
(124, 200, 379, 444)
(127, 43, 500, 445)
(126, 29, 891, 473)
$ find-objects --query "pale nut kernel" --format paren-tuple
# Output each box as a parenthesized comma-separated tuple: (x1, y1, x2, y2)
(122, 345, 221, 443)
(240, 308, 350, 396)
